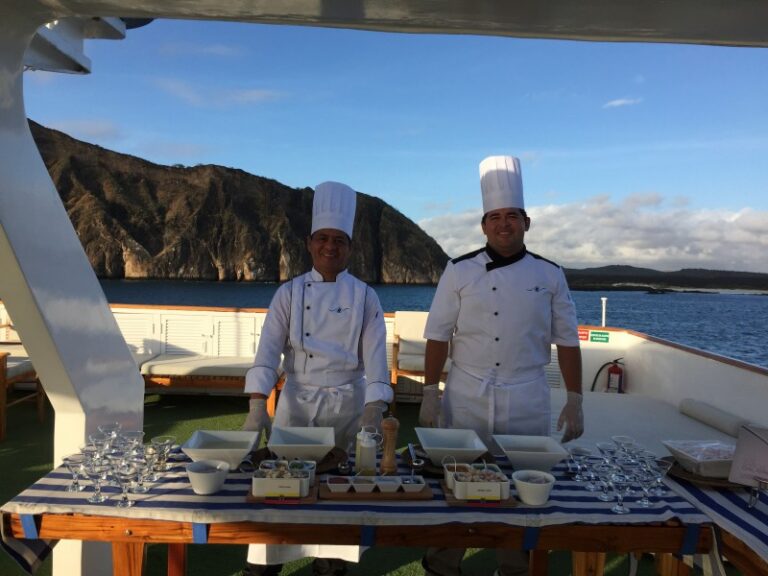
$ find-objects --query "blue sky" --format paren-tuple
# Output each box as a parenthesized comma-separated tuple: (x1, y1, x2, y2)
(24, 19, 768, 273)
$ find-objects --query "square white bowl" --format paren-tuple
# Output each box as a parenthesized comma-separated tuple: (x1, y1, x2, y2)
(492, 435, 569, 472)
(181, 430, 259, 469)
(662, 440, 734, 478)
(415, 428, 488, 464)
(268, 426, 334, 461)
(401, 475, 426, 493)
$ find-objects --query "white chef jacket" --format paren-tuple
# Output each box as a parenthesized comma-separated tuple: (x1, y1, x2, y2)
(245, 268, 391, 565)
(424, 246, 579, 441)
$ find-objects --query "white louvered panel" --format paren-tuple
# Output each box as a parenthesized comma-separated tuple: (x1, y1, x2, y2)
(546, 345, 563, 388)
(114, 313, 156, 354)
(163, 315, 210, 355)
(216, 316, 257, 357)
(384, 316, 395, 370)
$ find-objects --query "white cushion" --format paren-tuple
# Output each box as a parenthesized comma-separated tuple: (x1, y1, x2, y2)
(140, 354, 253, 377)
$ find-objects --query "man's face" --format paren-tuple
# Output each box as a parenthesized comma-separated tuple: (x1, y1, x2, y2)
(481, 207, 530, 257)
(307, 228, 352, 280)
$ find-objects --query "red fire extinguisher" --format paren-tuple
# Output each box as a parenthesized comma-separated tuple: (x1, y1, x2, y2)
(606, 360, 625, 393)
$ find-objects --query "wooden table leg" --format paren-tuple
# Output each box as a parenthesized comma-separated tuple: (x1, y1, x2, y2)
(655, 553, 690, 576)
(529, 550, 548, 576)
(112, 542, 145, 576)
(573, 551, 606, 576)
(168, 543, 187, 576)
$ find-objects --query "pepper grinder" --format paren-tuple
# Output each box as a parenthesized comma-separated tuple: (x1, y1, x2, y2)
(380, 416, 400, 475)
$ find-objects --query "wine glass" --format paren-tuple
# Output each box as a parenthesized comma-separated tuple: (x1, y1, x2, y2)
(151, 435, 177, 472)
(63, 454, 86, 492)
(143, 445, 161, 481)
(610, 473, 631, 514)
(596, 441, 617, 464)
(650, 458, 673, 496)
(129, 456, 150, 493)
(568, 446, 591, 481)
(84, 462, 110, 504)
(114, 464, 138, 508)
(120, 430, 145, 455)
(636, 471, 655, 508)
(594, 463, 616, 502)
(98, 421, 122, 439)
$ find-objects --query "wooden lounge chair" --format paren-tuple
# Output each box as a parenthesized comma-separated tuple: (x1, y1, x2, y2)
(0, 341, 44, 442)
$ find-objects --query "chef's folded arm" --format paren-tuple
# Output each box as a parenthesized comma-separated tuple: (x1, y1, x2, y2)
(555, 344, 582, 395)
(424, 339, 450, 386)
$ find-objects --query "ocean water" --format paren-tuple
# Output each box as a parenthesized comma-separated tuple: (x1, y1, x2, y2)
(100, 279, 768, 369)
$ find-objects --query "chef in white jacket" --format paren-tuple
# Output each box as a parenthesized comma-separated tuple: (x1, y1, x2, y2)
(241, 181, 392, 576)
(419, 156, 583, 576)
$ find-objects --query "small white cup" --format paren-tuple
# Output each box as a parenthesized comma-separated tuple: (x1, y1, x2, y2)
(512, 470, 555, 506)
(187, 459, 230, 495)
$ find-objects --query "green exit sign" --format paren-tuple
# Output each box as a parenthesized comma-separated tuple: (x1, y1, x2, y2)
(590, 331, 610, 343)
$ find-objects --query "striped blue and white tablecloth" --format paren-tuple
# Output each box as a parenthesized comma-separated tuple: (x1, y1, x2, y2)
(1, 452, 712, 574)
(666, 475, 768, 569)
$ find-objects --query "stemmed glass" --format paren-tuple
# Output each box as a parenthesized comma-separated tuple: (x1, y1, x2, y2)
(98, 421, 122, 440)
(151, 435, 177, 473)
(650, 458, 673, 496)
(583, 456, 603, 492)
(143, 445, 161, 481)
(568, 446, 591, 481)
(120, 431, 145, 455)
(84, 462, 111, 504)
(594, 463, 616, 502)
(114, 464, 138, 508)
(63, 454, 86, 492)
(596, 441, 617, 464)
(636, 471, 656, 508)
(610, 473, 631, 514)
(129, 456, 151, 493)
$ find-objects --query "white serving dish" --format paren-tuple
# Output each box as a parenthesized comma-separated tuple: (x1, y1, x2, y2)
(452, 467, 510, 501)
(662, 440, 735, 478)
(181, 430, 259, 469)
(492, 434, 569, 472)
(268, 426, 334, 461)
(512, 470, 555, 506)
(252, 470, 310, 498)
(401, 475, 426, 493)
(443, 462, 472, 490)
(415, 428, 488, 464)
(375, 476, 402, 493)
(186, 459, 230, 495)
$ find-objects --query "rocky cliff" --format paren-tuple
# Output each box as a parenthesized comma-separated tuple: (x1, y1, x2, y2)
(30, 121, 449, 284)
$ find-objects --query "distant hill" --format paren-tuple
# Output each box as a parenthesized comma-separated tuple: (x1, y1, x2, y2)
(30, 120, 449, 284)
(564, 265, 768, 291)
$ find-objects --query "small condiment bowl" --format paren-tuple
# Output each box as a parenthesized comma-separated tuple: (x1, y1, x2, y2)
(352, 476, 376, 493)
(326, 476, 351, 493)
(187, 459, 230, 495)
(401, 475, 426, 493)
(512, 470, 555, 506)
(374, 476, 402, 493)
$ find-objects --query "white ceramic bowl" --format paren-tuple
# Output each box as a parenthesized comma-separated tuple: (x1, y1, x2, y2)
(351, 476, 376, 493)
(662, 440, 734, 478)
(512, 470, 555, 506)
(401, 475, 426, 493)
(492, 434, 569, 471)
(375, 476, 402, 493)
(415, 428, 488, 464)
(187, 459, 230, 495)
(326, 476, 352, 493)
(268, 427, 334, 461)
(181, 430, 259, 469)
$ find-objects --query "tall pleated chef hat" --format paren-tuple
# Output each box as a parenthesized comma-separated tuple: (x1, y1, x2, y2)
(479, 155, 524, 213)
(312, 181, 357, 238)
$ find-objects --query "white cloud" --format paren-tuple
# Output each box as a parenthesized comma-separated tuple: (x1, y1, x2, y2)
(48, 119, 121, 142)
(603, 97, 643, 109)
(419, 199, 768, 273)
(153, 77, 284, 107)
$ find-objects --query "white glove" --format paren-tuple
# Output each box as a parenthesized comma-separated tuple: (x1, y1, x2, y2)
(418, 384, 442, 428)
(243, 398, 272, 439)
(558, 391, 584, 443)
(361, 401, 387, 433)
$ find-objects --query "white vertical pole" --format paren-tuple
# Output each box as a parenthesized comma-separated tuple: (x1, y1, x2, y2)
(600, 297, 607, 327)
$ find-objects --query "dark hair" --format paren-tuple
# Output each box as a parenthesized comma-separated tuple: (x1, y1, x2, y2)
(481, 208, 528, 224)
(309, 231, 352, 245)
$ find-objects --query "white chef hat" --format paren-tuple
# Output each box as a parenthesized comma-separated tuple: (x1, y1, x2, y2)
(312, 181, 357, 238)
(479, 155, 524, 213)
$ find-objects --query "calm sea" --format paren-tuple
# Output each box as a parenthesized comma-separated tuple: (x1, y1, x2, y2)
(100, 279, 768, 369)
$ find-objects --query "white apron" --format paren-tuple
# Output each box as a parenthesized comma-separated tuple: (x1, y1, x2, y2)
(248, 275, 368, 566)
(442, 364, 550, 448)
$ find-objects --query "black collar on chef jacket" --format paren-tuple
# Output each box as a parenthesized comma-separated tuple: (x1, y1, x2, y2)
(485, 244, 527, 271)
